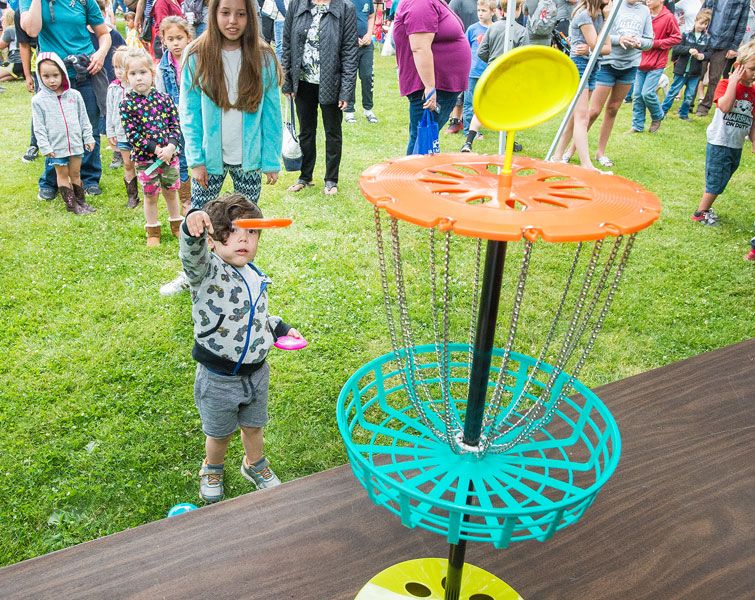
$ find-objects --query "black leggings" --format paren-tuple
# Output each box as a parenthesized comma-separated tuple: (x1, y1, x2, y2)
(294, 80, 343, 184)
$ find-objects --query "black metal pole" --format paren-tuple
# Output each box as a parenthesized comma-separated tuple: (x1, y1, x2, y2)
(444, 240, 508, 600)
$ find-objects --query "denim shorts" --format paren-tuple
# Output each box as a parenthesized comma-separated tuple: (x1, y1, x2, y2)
(117, 141, 132, 151)
(194, 362, 270, 438)
(596, 64, 637, 87)
(49, 154, 83, 166)
(572, 56, 598, 91)
(705, 143, 742, 195)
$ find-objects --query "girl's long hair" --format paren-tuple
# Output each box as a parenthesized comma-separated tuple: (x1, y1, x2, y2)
(187, 0, 281, 113)
(573, 0, 604, 20)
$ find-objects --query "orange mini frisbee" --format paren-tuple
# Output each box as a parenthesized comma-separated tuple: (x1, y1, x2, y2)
(233, 218, 293, 229)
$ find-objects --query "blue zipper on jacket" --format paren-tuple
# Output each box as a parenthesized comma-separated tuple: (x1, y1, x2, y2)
(231, 263, 267, 375)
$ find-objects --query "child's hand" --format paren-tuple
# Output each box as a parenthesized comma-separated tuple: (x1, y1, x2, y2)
(156, 143, 176, 163)
(46, 152, 56, 158)
(185, 210, 214, 237)
(729, 64, 745, 85)
(108, 136, 117, 147)
(191, 165, 209, 189)
(264, 171, 279, 185)
(85, 143, 95, 152)
(572, 43, 589, 56)
(618, 36, 636, 49)
(286, 328, 303, 339)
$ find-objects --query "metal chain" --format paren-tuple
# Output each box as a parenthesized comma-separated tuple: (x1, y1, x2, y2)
(478, 241, 533, 453)
(484, 242, 584, 453)
(509, 235, 636, 444)
(489, 239, 605, 453)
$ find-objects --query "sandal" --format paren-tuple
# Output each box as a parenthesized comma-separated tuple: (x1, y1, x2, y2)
(596, 155, 614, 167)
(324, 181, 338, 196)
(287, 179, 314, 193)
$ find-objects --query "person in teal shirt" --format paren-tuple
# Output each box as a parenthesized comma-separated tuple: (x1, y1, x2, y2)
(20, 0, 111, 198)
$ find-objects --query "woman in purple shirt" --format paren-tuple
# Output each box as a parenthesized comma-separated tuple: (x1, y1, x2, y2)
(393, 0, 471, 154)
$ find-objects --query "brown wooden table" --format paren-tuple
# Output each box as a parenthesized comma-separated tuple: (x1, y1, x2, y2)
(2, 340, 753, 599)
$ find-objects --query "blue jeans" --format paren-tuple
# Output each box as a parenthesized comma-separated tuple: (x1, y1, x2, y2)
(345, 43, 375, 112)
(661, 73, 700, 119)
(406, 89, 458, 155)
(274, 19, 284, 60)
(631, 68, 664, 131)
(39, 76, 101, 191)
(462, 76, 479, 136)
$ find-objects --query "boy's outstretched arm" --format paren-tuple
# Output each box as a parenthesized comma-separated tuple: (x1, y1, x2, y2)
(179, 210, 214, 285)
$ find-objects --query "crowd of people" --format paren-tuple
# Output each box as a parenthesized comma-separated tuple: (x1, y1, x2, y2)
(0, 0, 753, 501)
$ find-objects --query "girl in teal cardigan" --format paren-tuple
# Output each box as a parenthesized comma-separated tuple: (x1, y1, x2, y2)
(179, 0, 283, 209)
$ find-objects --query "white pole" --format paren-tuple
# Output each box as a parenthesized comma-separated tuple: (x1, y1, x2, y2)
(500, 0, 519, 156)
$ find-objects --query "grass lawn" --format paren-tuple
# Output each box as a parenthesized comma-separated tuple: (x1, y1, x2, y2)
(0, 47, 752, 567)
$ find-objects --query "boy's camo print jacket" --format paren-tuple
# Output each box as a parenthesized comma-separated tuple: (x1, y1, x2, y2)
(179, 219, 291, 376)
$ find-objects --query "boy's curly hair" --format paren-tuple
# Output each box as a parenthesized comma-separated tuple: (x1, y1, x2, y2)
(204, 194, 263, 245)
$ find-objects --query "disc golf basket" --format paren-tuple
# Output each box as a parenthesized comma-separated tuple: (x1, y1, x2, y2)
(336, 47, 661, 600)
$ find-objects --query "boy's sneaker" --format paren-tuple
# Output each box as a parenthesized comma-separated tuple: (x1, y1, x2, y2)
(109, 151, 123, 169)
(745, 248, 755, 261)
(199, 460, 224, 503)
(344, 112, 357, 124)
(691, 209, 719, 226)
(704, 208, 719, 226)
(460, 141, 473, 152)
(22, 146, 39, 163)
(159, 272, 190, 296)
(364, 109, 378, 123)
(240, 456, 281, 490)
(445, 118, 463, 134)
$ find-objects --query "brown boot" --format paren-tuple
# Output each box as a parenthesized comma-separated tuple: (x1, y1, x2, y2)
(169, 217, 183, 237)
(179, 180, 192, 215)
(145, 223, 161, 247)
(125, 177, 140, 209)
(72, 183, 96, 214)
(60, 186, 85, 215)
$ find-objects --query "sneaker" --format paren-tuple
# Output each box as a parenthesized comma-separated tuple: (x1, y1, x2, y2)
(240, 456, 281, 490)
(460, 141, 472, 152)
(678, 115, 690, 121)
(22, 146, 39, 163)
(745, 248, 755, 261)
(513, 141, 523, 152)
(649, 120, 662, 133)
(596, 155, 614, 167)
(344, 112, 357, 124)
(695, 107, 708, 117)
(37, 187, 57, 201)
(446, 118, 462, 134)
(85, 184, 102, 196)
(109, 151, 123, 169)
(704, 208, 719, 226)
(199, 460, 224, 503)
(691, 209, 719, 226)
(364, 109, 379, 123)
(159, 272, 190, 296)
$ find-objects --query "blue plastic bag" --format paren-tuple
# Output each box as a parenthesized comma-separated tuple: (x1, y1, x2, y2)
(413, 108, 440, 155)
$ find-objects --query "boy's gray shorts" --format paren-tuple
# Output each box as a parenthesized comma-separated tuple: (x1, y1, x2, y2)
(194, 362, 270, 438)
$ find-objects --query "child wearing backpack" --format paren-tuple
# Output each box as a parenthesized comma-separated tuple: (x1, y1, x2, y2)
(661, 9, 711, 120)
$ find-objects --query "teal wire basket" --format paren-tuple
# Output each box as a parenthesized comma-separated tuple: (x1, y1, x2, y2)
(336, 344, 621, 549)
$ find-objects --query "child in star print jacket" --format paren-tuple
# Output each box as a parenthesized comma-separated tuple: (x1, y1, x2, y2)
(119, 48, 183, 245)
(179, 193, 303, 503)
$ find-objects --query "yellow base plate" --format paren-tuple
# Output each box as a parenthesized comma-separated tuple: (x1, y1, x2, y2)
(355, 558, 522, 600)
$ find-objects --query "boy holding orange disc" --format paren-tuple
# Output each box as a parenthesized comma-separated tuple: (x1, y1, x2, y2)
(180, 194, 303, 503)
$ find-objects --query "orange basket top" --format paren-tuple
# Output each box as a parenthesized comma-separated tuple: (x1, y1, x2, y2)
(359, 154, 661, 242)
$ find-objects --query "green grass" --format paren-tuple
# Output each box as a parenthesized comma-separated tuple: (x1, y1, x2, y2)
(0, 50, 752, 567)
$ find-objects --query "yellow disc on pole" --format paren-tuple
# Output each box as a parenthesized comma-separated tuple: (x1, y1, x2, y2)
(473, 46, 579, 132)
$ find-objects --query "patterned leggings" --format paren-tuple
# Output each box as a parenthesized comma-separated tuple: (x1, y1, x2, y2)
(191, 164, 263, 209)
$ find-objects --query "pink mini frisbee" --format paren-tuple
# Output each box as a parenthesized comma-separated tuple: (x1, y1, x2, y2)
(274, 335, 308, 350)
